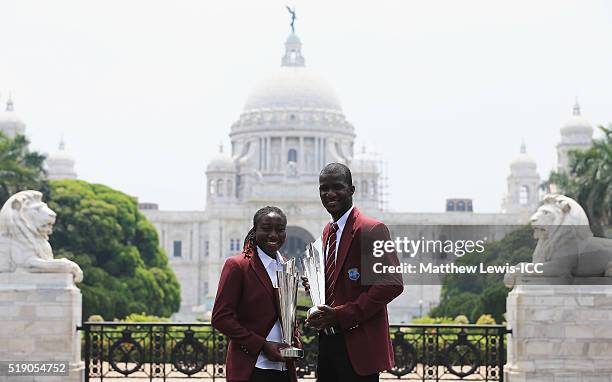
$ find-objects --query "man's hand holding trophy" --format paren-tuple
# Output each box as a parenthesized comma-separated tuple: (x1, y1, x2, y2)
(300, 238, 338, 332)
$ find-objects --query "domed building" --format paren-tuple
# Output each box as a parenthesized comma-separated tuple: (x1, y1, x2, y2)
(501, 142, 540, 213)
(557, 100, 593, 172)
(0, 97, 26, 138)
(46, 138, 78, 180)
(142, 30, 382, 320)
(139, 28, 592, 322)
(227, 31, 361, 201)
(0, 96, 78, 181)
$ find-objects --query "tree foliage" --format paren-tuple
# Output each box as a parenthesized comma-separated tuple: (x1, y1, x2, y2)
(0, 132, 47, 206)
(546, 126, 612, 237)
(46, 179, 181, 320)
(429, 226, 536, 323)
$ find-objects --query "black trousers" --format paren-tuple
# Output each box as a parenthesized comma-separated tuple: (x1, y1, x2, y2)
(317, 333, 379, 382)
(245, 367, 290, 382)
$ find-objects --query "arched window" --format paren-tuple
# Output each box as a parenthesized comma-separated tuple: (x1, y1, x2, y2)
(370, 181, 377, 196)
(216, 179, 224, 197)
(209, 180, 215, 195)
(519, 185, 529, 205)
(288, 149, 297, 163)
(457, 201, 466, 211)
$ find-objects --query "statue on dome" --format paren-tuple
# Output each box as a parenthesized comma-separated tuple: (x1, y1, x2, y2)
(286, 5, 296, 33)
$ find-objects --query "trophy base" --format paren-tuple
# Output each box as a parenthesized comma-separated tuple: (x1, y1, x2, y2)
(307, 306, 322, 319)
(280, 347, 304, 358)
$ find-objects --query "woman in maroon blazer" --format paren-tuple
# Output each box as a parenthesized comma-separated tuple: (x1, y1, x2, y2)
(211, 206, 298, 382)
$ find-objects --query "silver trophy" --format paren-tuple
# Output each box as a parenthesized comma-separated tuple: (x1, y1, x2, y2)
(301, 238, 326, 319)
(276, 258, 304, 358)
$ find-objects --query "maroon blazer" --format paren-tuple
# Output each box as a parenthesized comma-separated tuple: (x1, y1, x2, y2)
(211, 250, 298, 382)
(322, 207, 404, 376)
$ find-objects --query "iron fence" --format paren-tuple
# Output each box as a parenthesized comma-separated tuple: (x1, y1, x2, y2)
(78, 312, 510, 381)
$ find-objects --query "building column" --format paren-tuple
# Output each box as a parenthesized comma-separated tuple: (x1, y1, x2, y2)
(318, 137, 322, 169)
(281, 137, 286, 170)
(266, 137, 271, 172)
(299, 136, 304, 172)
(258, 137, 262, 170)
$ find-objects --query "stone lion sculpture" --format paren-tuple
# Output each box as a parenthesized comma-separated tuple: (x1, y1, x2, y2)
(0, 190, 83, 282)
(505, 194, 612, 287)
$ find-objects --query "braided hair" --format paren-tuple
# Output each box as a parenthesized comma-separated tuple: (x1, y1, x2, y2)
(243, 206, 287, 258)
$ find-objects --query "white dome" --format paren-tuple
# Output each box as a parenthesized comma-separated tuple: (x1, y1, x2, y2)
(561, 115, 593, 135)
(46, 139, 77, 180)
(510, 143, 537, 172)
(0, 99, 26, 138)
(207, 146, 235, 173)
(243, 66, 342, 112)
(49, 150, 74, 162)
(511, 154, 536, 168)
(561, 101, 593, 135)
(0, 112, 24, 125)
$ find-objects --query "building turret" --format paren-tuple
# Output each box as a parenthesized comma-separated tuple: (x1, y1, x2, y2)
(0, 96, 26, 138)
(205, 145, 237, 206)
(557, 99, 593, 172)
(46, 138, 78, 180)
(502, 142, 540, 213)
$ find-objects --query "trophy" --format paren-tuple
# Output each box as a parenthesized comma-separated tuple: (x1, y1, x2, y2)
(300, 238, 326, 319)
(276, 258, 304, 358)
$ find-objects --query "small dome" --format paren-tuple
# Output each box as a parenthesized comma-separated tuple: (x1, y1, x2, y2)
(285, 32, 301, 45)
(510, 142, 537, 171)
(351, 146, 379, 173)
(0, 98, 26, 138)
(243, 67, 342, 112)
(561, 101, 593, 135)
(46, 138, 77, 180)
(49, 139, 74, 161)
(207, 145, 235, 173)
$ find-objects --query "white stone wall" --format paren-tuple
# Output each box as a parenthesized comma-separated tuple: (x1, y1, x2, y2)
(505, 283, 612, 381)
(0, 273, 83, 382)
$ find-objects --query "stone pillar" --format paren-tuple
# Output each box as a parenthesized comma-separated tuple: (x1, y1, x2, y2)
(505, 283, 612, 382)
(0, 272, 84, 382)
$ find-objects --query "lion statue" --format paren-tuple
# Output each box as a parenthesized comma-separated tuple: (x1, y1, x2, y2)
(0, 190, 83, 282)
(505, 194, 612, 287)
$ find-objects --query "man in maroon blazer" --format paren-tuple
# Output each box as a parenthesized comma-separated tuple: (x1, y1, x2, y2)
(306, 163, 404, 382)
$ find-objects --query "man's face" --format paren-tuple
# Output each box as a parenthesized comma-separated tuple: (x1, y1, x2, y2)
(319, 172, 355, 217)
(255, 212, 287, 255)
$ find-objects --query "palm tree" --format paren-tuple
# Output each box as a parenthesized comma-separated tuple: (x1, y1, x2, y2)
(0, 132, 47, 206)
(546, 126, 611, 237)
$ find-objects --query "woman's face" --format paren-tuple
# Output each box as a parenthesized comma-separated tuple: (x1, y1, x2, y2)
(255, 211, 287, 255)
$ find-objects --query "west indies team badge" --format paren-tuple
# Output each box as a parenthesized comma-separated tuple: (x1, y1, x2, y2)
(348, 268, 360, 281)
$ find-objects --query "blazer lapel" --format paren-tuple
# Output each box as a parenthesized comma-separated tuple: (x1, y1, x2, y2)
(322, 222, 331, 253)
(331, 207, 359, 289)
(249, 252, 275, 300)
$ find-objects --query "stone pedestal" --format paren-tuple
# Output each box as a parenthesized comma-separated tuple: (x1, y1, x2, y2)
(505, 283, 612, 382)
(0, 272, 84, 382)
